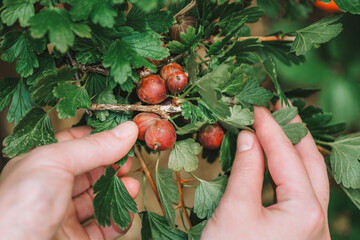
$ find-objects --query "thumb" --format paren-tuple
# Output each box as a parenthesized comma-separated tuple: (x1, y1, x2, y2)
(222, 130, 264, 208)
(30, 121, 138, 175)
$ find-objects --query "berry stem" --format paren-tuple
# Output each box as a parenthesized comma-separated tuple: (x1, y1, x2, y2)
(237, 35, 296, 42)
(176, 171, 193, 228)
(174, 0, 197, 23)
(134, 146, 164, 215)
(90, 103, 182, 119)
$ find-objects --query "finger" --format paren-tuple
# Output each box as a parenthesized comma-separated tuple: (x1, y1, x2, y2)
(74, 177, 140, 223)
(72, 157, 133, 197)
(223, 130, 264, 209)
(274, 101, 329, 210)
(253, 106, 314, 202)
(84, 213, 134, 240)
(29, 121, 138, 176)
(55, 126, 93, 142)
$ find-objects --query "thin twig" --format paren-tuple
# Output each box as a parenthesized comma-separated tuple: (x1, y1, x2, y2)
(237, 35, 296, 42)
(90, 103, 182, 119)
(317, 145, 331, 156)
(176, 171, 192, 228)
(134, 146, 164, 214)
(174, 0, 197, 23)
(72, 61, 110, 76)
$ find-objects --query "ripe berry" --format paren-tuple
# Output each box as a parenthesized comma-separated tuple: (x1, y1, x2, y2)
(160, 63, 184, 81)
(170, 15, 197, 42)
(137, 75, 167, 104)
(313, 0, 341, 12)
(145, 120, 176, 151)
(133, 113, 161, 140)
(198, 123, 225, 149)
(167, 71, 188, 94)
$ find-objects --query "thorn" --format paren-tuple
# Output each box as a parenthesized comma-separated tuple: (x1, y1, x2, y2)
(135, 167, 144, 173)
(181, 179, 194, 184)
(174, 204, 181, 210)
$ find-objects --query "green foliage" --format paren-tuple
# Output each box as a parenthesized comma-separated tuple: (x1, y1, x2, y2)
(140, 211, 187, 240)
(156, 168, 179, 229)
(53, 84, 91, 119)
(169, 139, 202, 172)
(334, 0, 360, 14)
(290, 15, 343, 56)
(3, 108, 57, 158)
(330, 133, 360, 189)
(194, 175, 227, 219)
(1, 0, 36, 27)
(1, 30, 46, 77)
(7, 78, 32, 125)
(29, 8, 91, 53)
(93, 166, 137, 229)
(188, 221, 207, 240)
(219, 131, 237, 172)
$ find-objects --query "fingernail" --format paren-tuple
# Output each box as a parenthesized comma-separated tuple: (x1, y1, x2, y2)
(237, 131, 255, 153)
(110, 121, 138, 139)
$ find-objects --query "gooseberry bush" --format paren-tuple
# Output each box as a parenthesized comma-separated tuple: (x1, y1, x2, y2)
(1, 0, 360, 239)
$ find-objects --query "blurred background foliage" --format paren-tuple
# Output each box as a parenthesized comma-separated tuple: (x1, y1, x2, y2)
(267, 8, 360, 239)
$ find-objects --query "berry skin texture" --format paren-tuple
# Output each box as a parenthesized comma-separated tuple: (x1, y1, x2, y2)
(160, 63, 184, 81)
(198, 123, 225, 150)
(313, 0, 341, 12)
(137, 75, 167, 104)
(170, 15, 197, 42)
(167, 71, 188, 94)
(145, 120, 176, 151)
(133, 113, 161, 140)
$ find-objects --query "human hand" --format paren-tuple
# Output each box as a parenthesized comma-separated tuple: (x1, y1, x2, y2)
(0, 121, 139, 240)
(201, 104, 330, 240)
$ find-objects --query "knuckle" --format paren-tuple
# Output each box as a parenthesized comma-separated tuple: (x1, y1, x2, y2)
(305, 202, 326, 234)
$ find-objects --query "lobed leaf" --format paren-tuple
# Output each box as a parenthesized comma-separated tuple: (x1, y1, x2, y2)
(169, 139, 202, 172)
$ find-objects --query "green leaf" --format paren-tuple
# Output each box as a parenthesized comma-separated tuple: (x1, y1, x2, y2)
(272, 107, 298, 125)
(330, 133, 360, 189)
(235, 77, 273, 106)
(272, 107, 308, 144)
(281, 123, 308, 144)
(188, 221, 207, 240)
(30, 67, 77, 106)
(261, 56, 287, 106)
(67, 0, 118, 28)
(26, 53, 56, 85)
(0, 78, 19, 111)
(291, 15, 343, 56)
(1, 0, 36, 27)
(176, 122, 207, 136)
(156, 168, 179, 229)
(93, 166, 137, 229)
(1, 30, 46, 77)
(3, 108, 57, 158)
(222, 72, 247, 96)
(126, 6, 175, 33)
(73, 38, 102, 64)
(168, 26, 203, 54)
(194, 176, 227, 219)
(53, 84, 91, 119)
(139, 211, 188, 240)
(86, 112, 131, 134)
(220, 105, 254, 128)
(257, 0, 282, 18)
(102, 35, 163, 84)
(334, 0, 360, 14)
(94, 87, 117, 121)
(197, 62, 232, 119)
(181, 102, 208, 123)
(7, 78, 32, 125)
(219, 132, 237, 172)
(341, 186, 360, 210)
(169, 139, 202, 172)
(29, 8, 91, 53)
(262, 41, 305, 66)
(84, 73, 108, 97)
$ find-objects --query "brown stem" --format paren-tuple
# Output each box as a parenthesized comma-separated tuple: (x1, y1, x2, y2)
(174, 0, 197, 23)
(90, 103, 182, 119)
(176, 171, 192, 228)
(317, 145, 331, 156)
(72, 61, 110, 76)
(134, 146, 164, 214)
(237, 35, 296, 42)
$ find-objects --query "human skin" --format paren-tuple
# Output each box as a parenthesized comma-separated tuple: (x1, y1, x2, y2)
(201, 104, 331, 240)
(0, 121, 140, 240)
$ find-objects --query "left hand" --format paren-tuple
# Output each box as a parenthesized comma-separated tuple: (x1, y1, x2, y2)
(0, 121, 139, 240)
